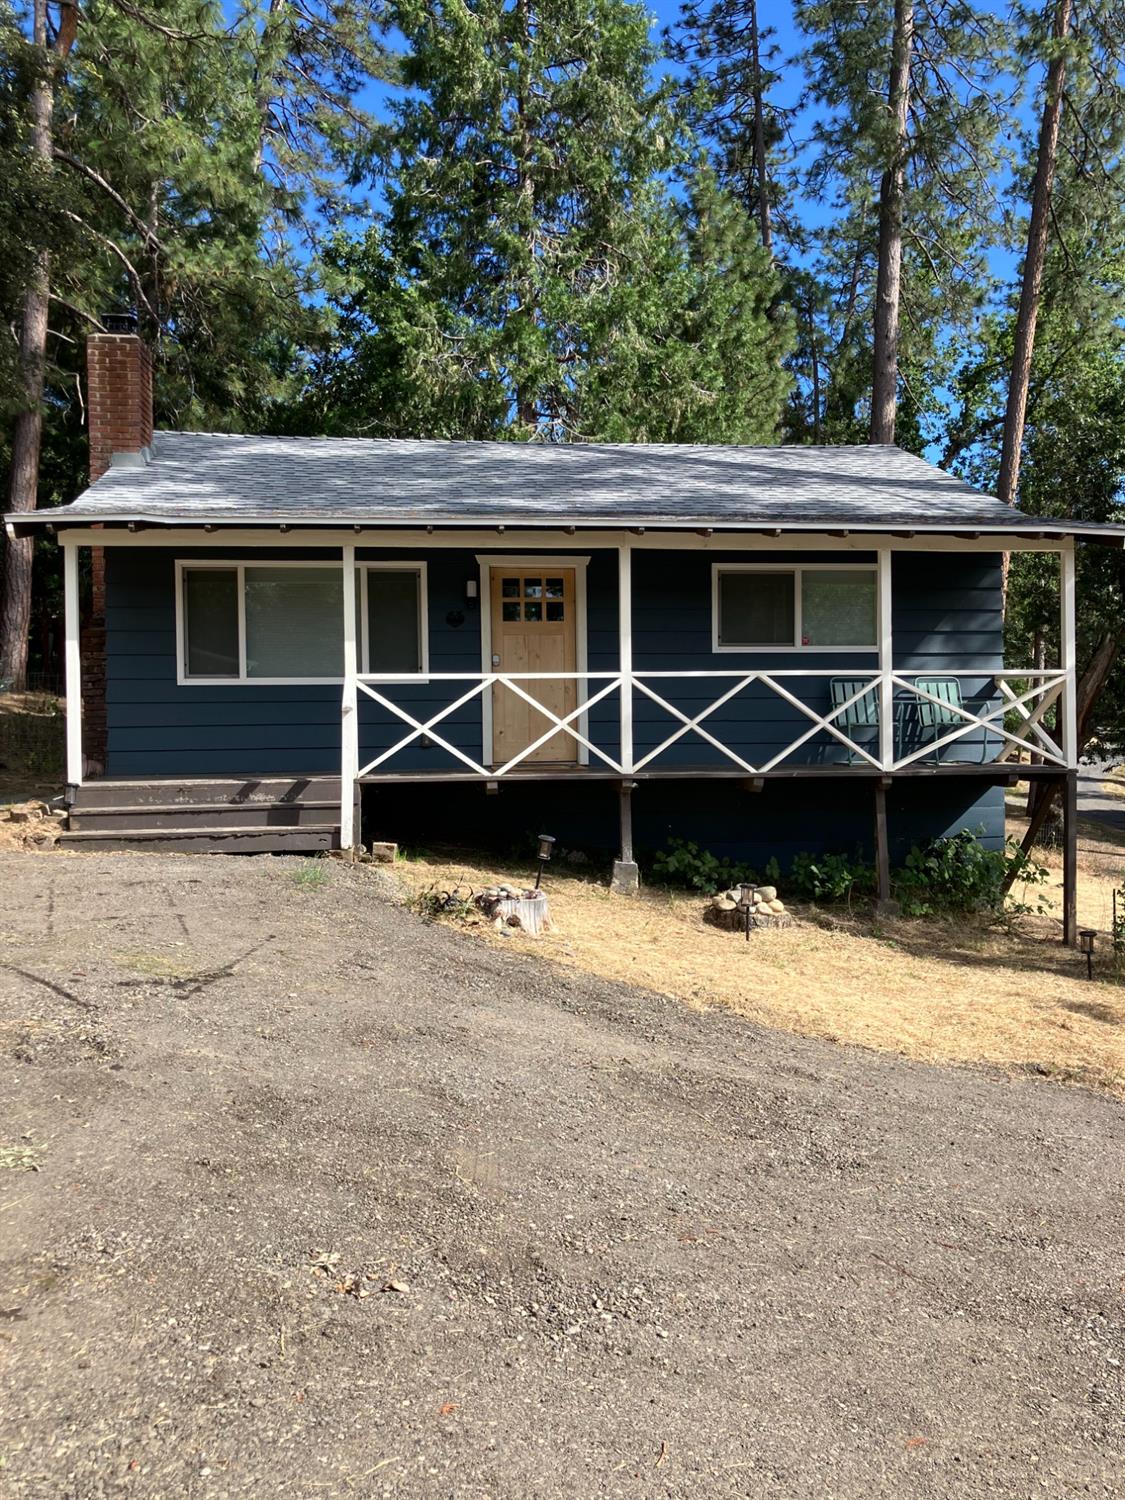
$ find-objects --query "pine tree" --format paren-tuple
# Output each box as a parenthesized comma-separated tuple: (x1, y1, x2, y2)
(321, 0, 791, 443)
(793, 0, 1008, 447)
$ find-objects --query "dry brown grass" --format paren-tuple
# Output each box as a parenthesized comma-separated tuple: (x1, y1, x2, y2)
(395, 814, 1125, 1099)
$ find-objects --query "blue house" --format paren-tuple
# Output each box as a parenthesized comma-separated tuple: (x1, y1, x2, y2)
(8, 324, 1121, 939)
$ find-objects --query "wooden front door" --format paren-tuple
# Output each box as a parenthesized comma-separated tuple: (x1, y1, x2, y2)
(489, 567, 578, 765)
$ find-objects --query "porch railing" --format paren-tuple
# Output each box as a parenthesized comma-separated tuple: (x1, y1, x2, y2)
(345, 667, 1072, 785)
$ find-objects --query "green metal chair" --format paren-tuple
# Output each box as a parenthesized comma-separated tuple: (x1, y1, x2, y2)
(913, 676, 965, 762)
(829, 677, 879, 764)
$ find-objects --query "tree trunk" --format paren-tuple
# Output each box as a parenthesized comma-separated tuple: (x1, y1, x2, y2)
(0, 0, 73, 689)
(748, 0, 773, 259)
(513, 0, 536, 431)
(996, 0, 1073, 510)
(870, 0, 913, 446)
(253, 0, 288, 174)
(808, 287, 822, 442)
(1025, 623, 1047, 814)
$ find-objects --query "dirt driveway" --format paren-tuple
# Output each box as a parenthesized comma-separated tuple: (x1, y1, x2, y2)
(1, 852, 1123, 1499)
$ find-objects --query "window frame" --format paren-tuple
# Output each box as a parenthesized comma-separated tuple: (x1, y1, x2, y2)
(710, 562, 879, 654)
(359, 562, 429, 679)
(175, 559, 430, 684)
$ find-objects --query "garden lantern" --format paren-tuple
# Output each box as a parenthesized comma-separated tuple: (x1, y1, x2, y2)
(535, 834, 556, 890)
(739, 881, 755, 941)
(1078, 928, 1096, 981)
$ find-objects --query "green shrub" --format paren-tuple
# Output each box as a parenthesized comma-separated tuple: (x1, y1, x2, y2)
(650, 837, 761, 894)
(788, 850, 875, 903)
(893, 829, 1050, 918)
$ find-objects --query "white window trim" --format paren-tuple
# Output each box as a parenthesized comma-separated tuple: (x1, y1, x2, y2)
(359, 562, 430, 679)
(711, 562, 880, 654)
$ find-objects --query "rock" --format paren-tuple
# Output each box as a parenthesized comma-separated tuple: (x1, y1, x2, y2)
(769, 899, 785, 914)
(758, 885, 777, 902)
(367, 841, 397, 864)
(713, 897, 737, 912)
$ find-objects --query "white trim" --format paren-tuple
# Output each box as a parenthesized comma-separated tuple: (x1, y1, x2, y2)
(175, 559, 347, 685)
(877, 549, 894, 767)
(475, 554, 591, 767)
(1060, 545, 1078, 768)
(360, 561, 430, 676)
(341, 545, 358, 848)
(51, 527, 1083, 554)
(618, 543, 633, 774)
(711, 562, 879, 653)
(62, 539, 82, 786)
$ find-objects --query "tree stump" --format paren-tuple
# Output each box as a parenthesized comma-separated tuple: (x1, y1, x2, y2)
(704, 886, 793, 933)
(475, 886, 554, 936)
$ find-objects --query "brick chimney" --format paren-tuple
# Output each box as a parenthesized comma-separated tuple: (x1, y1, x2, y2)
(82, 313, 154, 775)
(87, 312, 154, 483)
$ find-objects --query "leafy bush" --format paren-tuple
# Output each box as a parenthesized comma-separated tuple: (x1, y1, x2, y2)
(650, 837, 760, 894)
(788, 850, 875, 904)
(892, 829, 1050, 918)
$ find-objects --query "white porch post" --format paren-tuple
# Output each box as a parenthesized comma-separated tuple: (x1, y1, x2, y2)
(618, 542, 633, 773)
(1060, 544, 1078, 768)
(877, 548, 894, 770)
(340, 543, 358, 848)
(63, 540, 83, 788)
(611, 541, 639, 893)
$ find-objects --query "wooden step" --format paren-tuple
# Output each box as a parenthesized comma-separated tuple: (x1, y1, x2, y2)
(58, 824, 339, 855)
(69, 776, 341, 810)
(67, 801, 340, 832)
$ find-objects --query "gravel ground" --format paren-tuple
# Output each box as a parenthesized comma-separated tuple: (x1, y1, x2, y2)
(0, 851, 1123, 1500)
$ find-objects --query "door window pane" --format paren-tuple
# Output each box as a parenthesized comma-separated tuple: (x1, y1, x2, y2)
(524, 601, 542, 621)
(502, 601, 520, 622)
(245, 567, 343, 678)
(718, 572, 795, 647)
(545, 578, 564, 598)
(802, 571, 877, 646)
(367, 569, 422, 673)
(524, 579, 542, 598)
(546, 601, 564, 621)
(501, 577, 520, 598)
(184, 569, 239, 677)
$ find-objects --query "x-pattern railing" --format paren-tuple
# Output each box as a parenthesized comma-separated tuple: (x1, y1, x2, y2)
(351, 668, 1071, 780)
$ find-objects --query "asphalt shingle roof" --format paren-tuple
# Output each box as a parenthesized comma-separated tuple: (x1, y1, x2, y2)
(8, 430, 1123, 537)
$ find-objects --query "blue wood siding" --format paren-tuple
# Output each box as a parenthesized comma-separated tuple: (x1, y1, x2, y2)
(103, 542, 1004, 852)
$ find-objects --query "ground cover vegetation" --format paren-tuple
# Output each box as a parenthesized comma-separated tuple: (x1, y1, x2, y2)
(1, 0, 1123, 758)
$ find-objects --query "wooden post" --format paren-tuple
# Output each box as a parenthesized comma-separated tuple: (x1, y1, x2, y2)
(877, 548, 894, 770)
(1060, 545, 1077, 768)
(63, 539, 82, 790)
(874, 778, 894, 912)
(340, 543, 358, 849)
(611, 779, 639, 893)
(618, 542, 633, 774)
(1062, 769, 1077, 946)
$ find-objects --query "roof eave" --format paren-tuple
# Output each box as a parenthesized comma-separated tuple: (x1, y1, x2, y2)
(6, 511, 1125, 544)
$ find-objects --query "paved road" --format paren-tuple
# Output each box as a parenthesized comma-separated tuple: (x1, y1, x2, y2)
(1078, 759, 1125, 834)
(1, 851, 1123, 1498)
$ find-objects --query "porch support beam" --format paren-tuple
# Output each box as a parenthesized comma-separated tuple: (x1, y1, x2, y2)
(63, 539, 83, 789)
(611, 779, 640, 894)
(618, 542, 633, 774)
(877, 548, 894, 769)
(1060, 545, 1078, 767)
(873, 779, 893, 910)
(1062, 770, 1078, 946)
(340, 543, 358, 849)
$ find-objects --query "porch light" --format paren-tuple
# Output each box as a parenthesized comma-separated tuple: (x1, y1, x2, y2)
(534, 833, 556, 889)
(1078, 928, 1096, 980)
